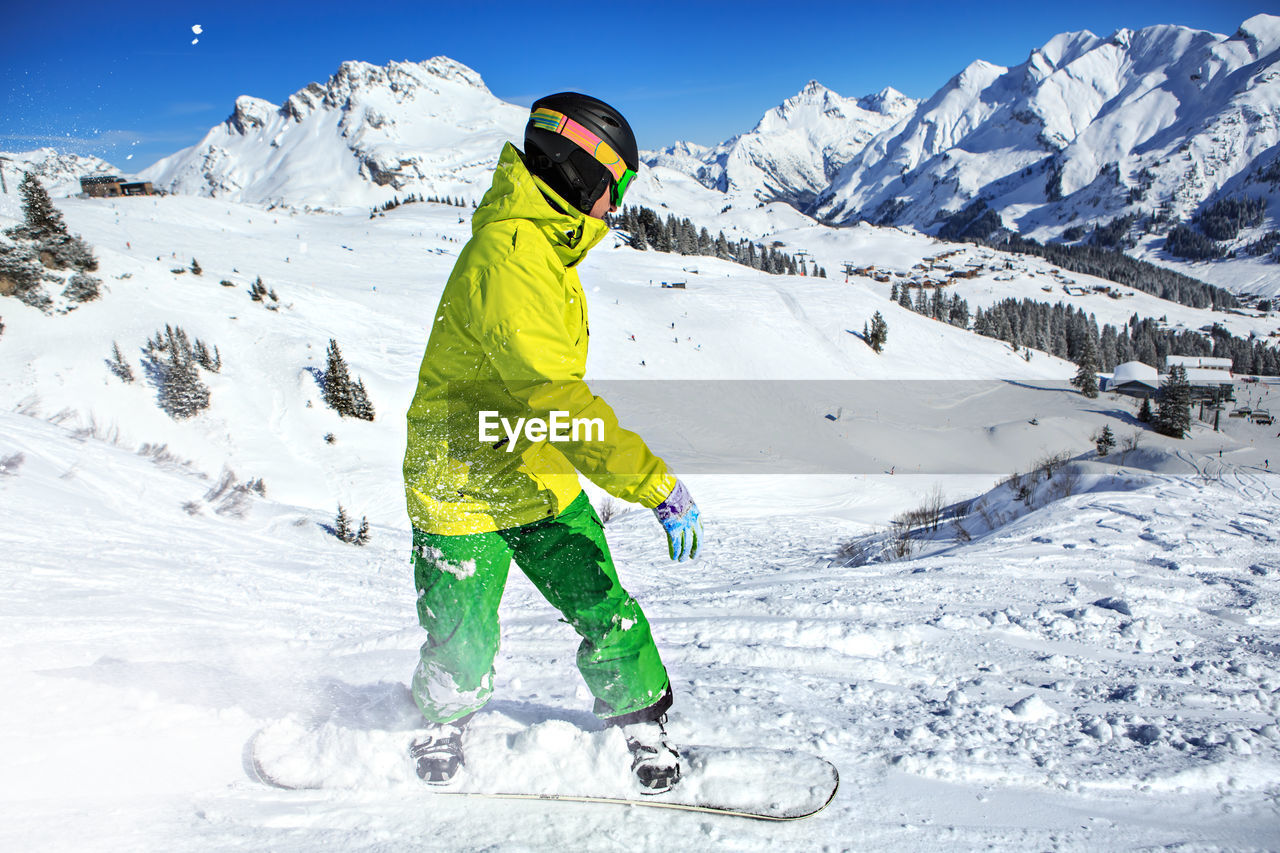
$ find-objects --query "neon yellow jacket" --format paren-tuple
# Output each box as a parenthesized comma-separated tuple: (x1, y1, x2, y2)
(404, 143, 678, 535)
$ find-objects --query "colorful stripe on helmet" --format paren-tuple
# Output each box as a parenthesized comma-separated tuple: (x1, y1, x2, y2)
(530, 107, 628, 182)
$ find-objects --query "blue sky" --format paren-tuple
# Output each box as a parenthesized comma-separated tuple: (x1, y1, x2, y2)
(2, 1, 1271, 171)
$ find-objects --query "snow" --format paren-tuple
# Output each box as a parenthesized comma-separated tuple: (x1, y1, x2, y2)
(3, 27, 1280, 850)
(1111, 361, 1158, 386)
(3, 396, 1280, 848)
(1, 182, 1279, 849)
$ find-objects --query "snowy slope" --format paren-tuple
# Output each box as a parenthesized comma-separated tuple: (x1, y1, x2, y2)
(0, 193, 1105, 529)
(2, 191, 1274, 523)
(3, 388, 1279, 850)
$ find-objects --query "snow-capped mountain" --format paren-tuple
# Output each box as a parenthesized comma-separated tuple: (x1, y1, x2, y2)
(21, 14, 1280, 294)
(0, 148, 121, 201)
(645, 81, 917, 209)
(141, 57, 529, 208)
(813, 14, 1280, 247)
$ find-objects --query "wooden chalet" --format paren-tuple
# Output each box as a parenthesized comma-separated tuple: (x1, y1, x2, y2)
(80, 175, 156, 198)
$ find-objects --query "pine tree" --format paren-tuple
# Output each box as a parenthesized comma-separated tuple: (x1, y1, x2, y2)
(322, 339, 375, 420)
(5, 173, 97, 273)
(354, 516, 370, 546)
(1154, 365, 1191, 438)
(107, 341, 134, 382)
(897, 286, 913, 309)
(15, 173, 67, 241)
(350, 377, 376, 422)
(678, 220, 697, 255)
(1071, 338, 1100, 398)
(1095, 424, 1116, 456)
(868, 311, 888, 353)
(192, 338, 221, 372)
(914, 287, 929, 314)
(1138, 396, 1152, 423)
(334, 504, 351, 541)
(324, 338, 354, 415)
(890, 283, 899, 302)
(714, 232, 730, 260)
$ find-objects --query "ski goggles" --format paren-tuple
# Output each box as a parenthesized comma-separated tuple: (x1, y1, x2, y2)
(531, 107, 637, 206)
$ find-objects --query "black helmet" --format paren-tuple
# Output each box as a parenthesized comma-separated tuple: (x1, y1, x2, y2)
(524, 92, 639, 214)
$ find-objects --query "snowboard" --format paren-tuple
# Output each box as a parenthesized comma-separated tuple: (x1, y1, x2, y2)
(248, 719, 838, 822)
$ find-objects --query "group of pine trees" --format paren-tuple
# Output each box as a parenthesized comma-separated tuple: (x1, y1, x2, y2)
(323, 339, 375, 420)
(333, 505, 370, 545)
(972, 298, 1280, 376)
(612, 205, 825, 277)
(1164, 197, 1269, 261)
(891, 282, 972, 329)
(137, 324, 222, 419)
(0, 173, 100, 311)
(370, 193, 471, 218)
(248, 276, 280, 307)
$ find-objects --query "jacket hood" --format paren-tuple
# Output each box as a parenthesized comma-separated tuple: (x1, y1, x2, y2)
(471, 142, 609, 268)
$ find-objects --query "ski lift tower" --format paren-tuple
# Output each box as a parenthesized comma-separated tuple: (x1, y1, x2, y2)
(841, 262, 855, 283)
(795, 249, 810, 276)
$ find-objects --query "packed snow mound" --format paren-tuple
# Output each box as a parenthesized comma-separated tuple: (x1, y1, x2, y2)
(141, 57, 527, 208)
(831, 443, 1280, 567)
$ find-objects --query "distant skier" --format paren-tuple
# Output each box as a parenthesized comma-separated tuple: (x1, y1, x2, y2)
(402, 93, 702, 792)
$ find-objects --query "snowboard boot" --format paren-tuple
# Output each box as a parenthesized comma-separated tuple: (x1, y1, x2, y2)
(409, 721, 466, 786)
(622, 714, 681, 794)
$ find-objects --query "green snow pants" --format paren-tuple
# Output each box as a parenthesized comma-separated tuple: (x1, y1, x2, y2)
(410, 491, 672, 725)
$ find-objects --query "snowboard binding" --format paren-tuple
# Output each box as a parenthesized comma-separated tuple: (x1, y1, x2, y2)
(410, 723, 466, 786)
(623, 714, 682, 794)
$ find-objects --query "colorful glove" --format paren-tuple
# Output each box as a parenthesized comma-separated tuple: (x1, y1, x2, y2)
(654, 480, 702, 562)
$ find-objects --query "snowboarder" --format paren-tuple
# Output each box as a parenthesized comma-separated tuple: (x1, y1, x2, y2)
(402, 93, 702, 793)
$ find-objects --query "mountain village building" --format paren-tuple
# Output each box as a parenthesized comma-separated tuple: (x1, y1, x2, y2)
(1104, 357, 1236, 403)
(1165, 355, 1235, 402)
(79, 175, 156, 198)
(1105, 361, 1160, 397)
